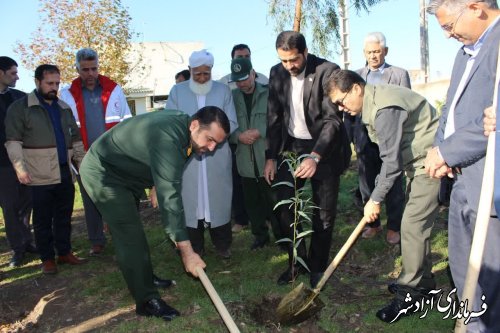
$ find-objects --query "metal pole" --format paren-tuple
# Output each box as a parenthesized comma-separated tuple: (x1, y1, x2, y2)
(339, 0, 350, 69)
(420, 0, 429, 82)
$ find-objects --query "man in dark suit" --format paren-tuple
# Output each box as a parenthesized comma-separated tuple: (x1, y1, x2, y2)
(264, 31, 349, 288)
(345, 32, 411, 244)
(425, 1, 500, 331)
(0, 56, 35, 267)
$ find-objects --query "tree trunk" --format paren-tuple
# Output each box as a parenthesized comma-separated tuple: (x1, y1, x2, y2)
(293, 0, 302, 31)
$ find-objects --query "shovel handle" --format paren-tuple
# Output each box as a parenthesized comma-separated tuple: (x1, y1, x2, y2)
(314, 218, 368, 292)
(196, 267, 240, 333)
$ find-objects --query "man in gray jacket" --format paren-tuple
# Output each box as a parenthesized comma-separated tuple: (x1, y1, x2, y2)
(425, 1, 500, 331)
(345, 32, 411, 244)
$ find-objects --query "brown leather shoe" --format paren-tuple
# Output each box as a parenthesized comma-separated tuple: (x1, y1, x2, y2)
(57, 253, 88, 265)
(386, 230, 401, 245)
(89, 244, 104, 256)
(361, 225, 383, 239)
(41, 259, 58, 274)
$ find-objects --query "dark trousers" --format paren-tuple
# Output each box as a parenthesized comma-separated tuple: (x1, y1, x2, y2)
(76, 175, 106, 246)
(344, 114, 404, 231)
(275, 137, 340, 273)
(241, 176, 281, 242)
(31, 165, 75, 261)
(448, 179, 500, 333)
(0, 166, 33, 253)
(230, 144, 248, 225)
(187, 220, 232, 255)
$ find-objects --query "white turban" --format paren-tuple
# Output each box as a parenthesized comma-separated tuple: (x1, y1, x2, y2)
(189, 49, 214, 68)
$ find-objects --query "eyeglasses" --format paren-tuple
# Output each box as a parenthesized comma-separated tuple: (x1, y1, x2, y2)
(441, 7, 466, 35)
(335, 86, 353, 108)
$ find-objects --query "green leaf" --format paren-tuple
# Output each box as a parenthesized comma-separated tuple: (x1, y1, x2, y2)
(273, 199, 294, 210)
(297, 230, 314, 239)
(297, 210, 312, 222)
(276, 238, 292, 243)
(272, 181, 294, 188)
(296, 257, 310, 272)
(294, 238, 304, 248)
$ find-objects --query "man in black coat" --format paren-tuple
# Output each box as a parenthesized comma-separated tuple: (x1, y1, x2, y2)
(264, 31, 350, 288)
(0, 56, 34, 267)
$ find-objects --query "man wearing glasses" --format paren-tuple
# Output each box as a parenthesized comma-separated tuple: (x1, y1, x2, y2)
(425, 1, 500, 331)
(327, 69, 440, 323)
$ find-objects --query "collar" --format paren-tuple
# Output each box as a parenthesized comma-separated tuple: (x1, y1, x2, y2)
(81, 79, 102, 93)
(368, 62, 386, 74)
(464, 15, 500, 57)
(0, 87, 10, 94)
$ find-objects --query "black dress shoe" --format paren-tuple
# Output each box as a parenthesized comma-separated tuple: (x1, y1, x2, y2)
(388, 282, 398, 294)
(277, 266, 303, 285)
(136, 298, 180, 321)
(250, 238, 269, 250)
(388, 282, 435, 296)
(376, 297, 416, 323)
(153, 274, 175, 288)
(25, 243, 38, 254)
(310, 272, 323, 289)
(9, 252, 25, 268)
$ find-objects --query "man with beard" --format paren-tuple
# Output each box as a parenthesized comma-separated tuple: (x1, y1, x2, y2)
(265, 31, 350, 288)
(165, 50, 237, 258)
(79, 106, 230, 321)
(5, 64, 87, 274)
(0, 56, 35, 268)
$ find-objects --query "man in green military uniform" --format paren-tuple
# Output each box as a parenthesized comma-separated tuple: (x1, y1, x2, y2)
(79, 106, 230, 321)
(326, 70, 440, 323)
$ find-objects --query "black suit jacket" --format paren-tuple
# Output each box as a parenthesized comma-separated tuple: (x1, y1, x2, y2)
(1, 88, 26, 166)
(266, 54, 350, 176)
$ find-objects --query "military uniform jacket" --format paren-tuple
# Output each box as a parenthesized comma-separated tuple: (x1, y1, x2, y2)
(84, 110, 192, 241)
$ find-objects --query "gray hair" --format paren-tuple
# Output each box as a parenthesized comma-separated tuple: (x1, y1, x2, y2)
(75, 48, 98, 70)
(427, 0, 498, 15)
(364, 32, 387, 48)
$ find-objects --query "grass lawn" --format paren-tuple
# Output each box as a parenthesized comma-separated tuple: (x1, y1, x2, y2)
(0, 167, 455, 332)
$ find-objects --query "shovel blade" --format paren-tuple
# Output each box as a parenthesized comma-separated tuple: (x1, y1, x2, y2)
(276, 282, 325, 325)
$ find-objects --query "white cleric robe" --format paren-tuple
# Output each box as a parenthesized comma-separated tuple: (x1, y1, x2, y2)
(165, 80, 237, 228)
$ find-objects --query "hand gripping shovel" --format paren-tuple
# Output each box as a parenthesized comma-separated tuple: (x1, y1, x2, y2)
(277, 218, 368, 325)
(196, 267, 240, 333)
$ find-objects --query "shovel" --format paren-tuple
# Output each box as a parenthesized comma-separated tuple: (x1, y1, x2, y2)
(277, 217, 368, 324)
(196, 267, 240, 333)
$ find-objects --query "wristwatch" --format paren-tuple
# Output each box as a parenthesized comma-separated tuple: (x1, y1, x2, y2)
(310, 154, 320, 164)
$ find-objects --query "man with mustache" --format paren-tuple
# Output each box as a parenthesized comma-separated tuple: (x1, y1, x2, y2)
(4, 64, 87, 274)
(265, 31, 350, 288)
(166, 50, 237, 259)
(327, 69, 440, 323)
(60, 48, 132, 257)
(79, 106, 230, 321)
(425, 0, 500, 331)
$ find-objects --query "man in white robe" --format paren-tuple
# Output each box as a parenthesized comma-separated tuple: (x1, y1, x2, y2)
(166, 50, 238, 258)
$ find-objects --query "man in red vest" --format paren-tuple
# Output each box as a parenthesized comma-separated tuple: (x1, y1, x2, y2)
(60, 48, 131, 257)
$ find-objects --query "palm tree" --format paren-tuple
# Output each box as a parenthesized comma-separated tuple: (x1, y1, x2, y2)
(268, 0, 387, 57)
